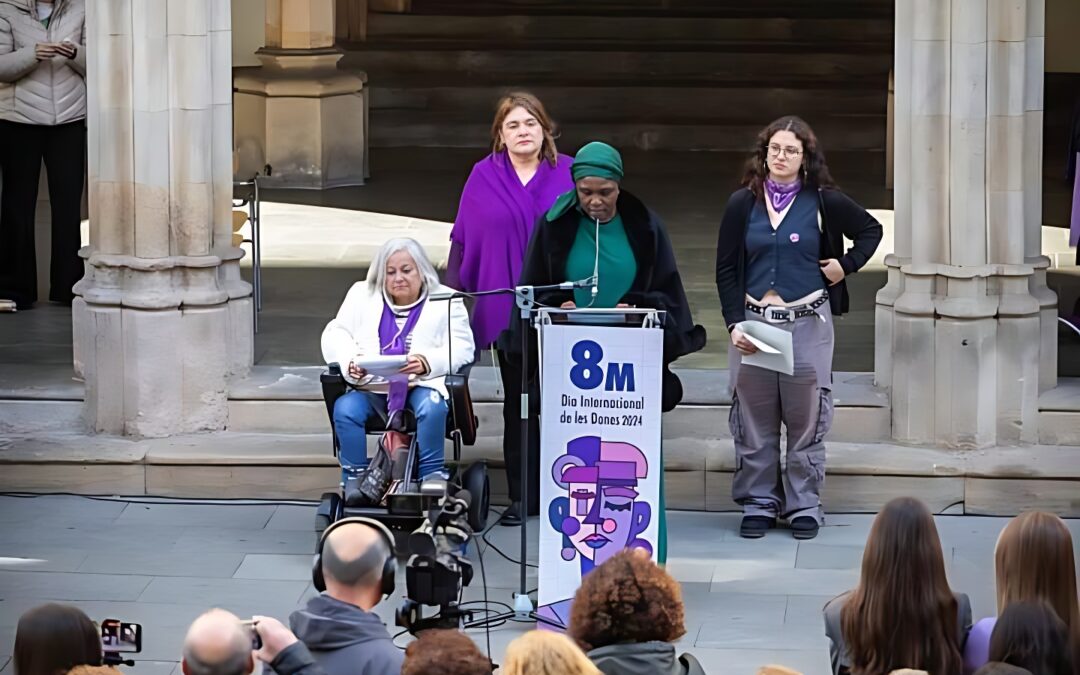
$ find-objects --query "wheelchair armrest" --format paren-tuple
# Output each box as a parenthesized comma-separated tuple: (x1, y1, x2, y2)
(321, 363, 348, 427)
(445, 372, 477, 446)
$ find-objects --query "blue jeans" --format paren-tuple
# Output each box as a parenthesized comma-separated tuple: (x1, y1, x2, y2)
(333, 387, 448, 483)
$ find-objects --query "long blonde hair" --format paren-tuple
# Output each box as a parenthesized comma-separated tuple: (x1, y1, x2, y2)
(502, 630, 600, 675)
(995, 512, 1080, 659)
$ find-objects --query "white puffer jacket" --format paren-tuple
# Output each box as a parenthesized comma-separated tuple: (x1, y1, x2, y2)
(0, 0, 86, 125)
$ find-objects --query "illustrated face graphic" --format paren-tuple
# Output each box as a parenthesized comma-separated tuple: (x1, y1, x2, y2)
(553, 438, 651, 566)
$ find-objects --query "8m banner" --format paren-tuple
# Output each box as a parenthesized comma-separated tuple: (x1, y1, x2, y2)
(535, 319, 664, 629)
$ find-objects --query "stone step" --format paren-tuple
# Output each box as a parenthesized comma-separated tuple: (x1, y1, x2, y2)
(367, 113, 887, 151)
(339, 49, 892, 89)
(406, 0, 894, 19)
(370, 86, 887, 123)
(365, 15, 892, 52)
(2, 431, 1076, 517)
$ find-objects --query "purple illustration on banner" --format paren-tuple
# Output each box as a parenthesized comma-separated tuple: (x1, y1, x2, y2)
(535, 435, 652, 629)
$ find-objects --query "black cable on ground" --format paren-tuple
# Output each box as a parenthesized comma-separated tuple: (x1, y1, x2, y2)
(477, 507, 539, 569)
(0, 492, 318, 506)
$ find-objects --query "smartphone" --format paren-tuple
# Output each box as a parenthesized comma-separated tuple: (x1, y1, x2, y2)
(239, 620, 262, 650)
(100, 620, 142, 653)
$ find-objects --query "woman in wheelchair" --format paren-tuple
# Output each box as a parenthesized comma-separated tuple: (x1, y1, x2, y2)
(321, 238, 474, 485)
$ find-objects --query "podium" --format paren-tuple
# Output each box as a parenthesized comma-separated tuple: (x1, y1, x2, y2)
(533, 308, 666, 629)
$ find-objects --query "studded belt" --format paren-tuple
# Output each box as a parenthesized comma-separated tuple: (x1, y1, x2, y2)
(745, 292, 829, 323)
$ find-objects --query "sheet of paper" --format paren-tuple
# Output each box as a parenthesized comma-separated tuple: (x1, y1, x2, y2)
(736, 321, 794, 375)
(355, 355, 408, 378)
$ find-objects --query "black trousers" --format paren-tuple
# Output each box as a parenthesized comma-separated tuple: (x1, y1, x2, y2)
(0, 120, 86, 307)
(498, 348, 540, 515)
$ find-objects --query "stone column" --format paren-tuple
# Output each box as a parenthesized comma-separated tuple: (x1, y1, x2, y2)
(73, 0, 252, 437)
(877, 0, 1053, 448)
(234, 0, 368, 188)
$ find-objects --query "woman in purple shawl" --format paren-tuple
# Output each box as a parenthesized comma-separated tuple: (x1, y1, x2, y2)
(446, 92, 573, 525)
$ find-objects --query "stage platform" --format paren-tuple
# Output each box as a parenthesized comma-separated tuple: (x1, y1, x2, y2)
(2, 363, 1078, 516)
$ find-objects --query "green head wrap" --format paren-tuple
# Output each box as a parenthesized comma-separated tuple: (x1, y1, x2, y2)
(570, 141, 624, 183)
(545, 142, 625, 221)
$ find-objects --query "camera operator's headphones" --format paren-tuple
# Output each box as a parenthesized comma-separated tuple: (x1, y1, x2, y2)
(312, 517, 396, 598)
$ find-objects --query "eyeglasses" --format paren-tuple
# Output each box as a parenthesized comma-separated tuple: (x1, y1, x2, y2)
(767, 144, 803, 159)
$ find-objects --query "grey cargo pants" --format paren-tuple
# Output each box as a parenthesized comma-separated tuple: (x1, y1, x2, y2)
(728, 303, 835, 523)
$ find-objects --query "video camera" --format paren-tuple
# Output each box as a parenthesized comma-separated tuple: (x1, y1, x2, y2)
(396, 489, 475, 633)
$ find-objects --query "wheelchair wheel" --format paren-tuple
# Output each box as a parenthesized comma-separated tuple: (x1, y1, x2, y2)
(459, 461, 490, 532)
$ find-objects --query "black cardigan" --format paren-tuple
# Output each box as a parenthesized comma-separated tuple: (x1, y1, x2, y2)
(502, 189, 707, 411)
(714, 187, 883, 330)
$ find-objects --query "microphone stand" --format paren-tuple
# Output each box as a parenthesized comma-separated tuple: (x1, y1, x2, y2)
(430, 279, 590, 630)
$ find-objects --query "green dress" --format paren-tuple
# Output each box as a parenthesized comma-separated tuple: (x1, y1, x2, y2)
(564, 212, 637, 308)
(563, 211, 668, 564)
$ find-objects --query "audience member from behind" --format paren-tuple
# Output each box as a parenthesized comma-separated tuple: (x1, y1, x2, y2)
(823, 497, 970, 675)
(964, 512, 1080, 674)
(289, 519, 404, 675)
(400, 629, 492, 675)
(502, 630, 600, 675)
(14, 604, 102, 675)
(569, 549, 705, 675)
(182, 609, 254, 675)
(988, 601, 1075, 675)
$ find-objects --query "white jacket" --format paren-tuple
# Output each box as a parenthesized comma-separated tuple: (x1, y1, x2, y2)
(321, 283, 474, 400)
(0, 0, 86, 125)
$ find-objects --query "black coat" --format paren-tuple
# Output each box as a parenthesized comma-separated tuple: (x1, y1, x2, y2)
(501, 189, 706, 411)
(714, 186, 883, 330)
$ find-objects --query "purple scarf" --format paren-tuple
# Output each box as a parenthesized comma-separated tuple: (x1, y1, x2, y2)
(450, 150, 574, 348)
(378, 299, 423, 416)
(765, 177, 802, 212)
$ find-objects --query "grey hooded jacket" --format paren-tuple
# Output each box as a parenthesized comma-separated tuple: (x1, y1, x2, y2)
(0, 0, 86, 125)
(588, 642, 707, 675)
(288, 595, 404, 675)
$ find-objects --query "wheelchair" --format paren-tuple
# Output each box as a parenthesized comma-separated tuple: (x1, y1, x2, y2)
(314, 363, 491, 541)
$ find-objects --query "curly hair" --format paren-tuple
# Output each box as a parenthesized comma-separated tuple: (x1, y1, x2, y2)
(568, 549, 685, 651)
(401, 629, 492, 675)
(741, 115, 835, 201)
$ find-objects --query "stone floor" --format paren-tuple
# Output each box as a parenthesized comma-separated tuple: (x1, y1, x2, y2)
(1, 495, 1078, 675)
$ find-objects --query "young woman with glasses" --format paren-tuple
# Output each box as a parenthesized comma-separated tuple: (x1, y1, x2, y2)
(714, 116, 883, 540)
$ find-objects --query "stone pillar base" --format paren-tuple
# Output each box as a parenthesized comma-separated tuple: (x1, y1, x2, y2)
(235, 51, 368, 189)
(74, 249, 252, 437)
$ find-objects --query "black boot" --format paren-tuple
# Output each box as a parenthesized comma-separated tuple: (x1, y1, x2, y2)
(500, 501, 523, 526)
(790, 516, 820, 540)
(739, 515, 776, 539)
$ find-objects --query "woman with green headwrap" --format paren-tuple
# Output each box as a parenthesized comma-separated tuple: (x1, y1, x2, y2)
(505, 141, 706, 565)
(508, 141, 706, 411)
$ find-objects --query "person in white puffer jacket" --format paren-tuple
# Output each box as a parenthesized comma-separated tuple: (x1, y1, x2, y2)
(0, 0, 86, 309)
